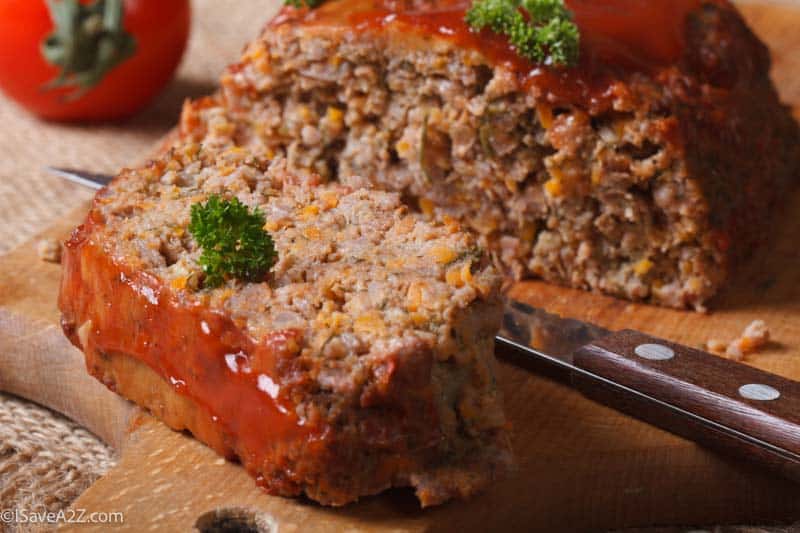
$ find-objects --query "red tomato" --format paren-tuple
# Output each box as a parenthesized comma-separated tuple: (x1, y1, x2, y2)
(0, 0, 191, 121)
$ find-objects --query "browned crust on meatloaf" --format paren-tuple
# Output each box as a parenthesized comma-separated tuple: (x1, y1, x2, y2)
(83, 349, 508, 506)
(59, 144, 511, 506)
(178, 0, 799, 310)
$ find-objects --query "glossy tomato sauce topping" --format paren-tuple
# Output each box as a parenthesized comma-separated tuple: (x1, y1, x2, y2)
(59, 220, 318, 470)
(274, 0, 706, 111)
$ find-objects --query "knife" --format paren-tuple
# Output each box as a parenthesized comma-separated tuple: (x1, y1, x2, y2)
(48, 167, 800, 485)
(46, 166, 114, 189)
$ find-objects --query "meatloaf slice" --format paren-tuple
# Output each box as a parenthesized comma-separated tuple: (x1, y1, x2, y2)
(58, 144, 510, 506)
(179, 0, 800, 310)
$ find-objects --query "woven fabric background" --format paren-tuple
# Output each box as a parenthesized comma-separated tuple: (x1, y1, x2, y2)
(0, 1, 797, 532)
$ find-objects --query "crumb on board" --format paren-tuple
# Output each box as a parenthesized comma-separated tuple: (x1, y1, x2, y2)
(705, 338, 728, 354)
(706, 320, 770, 361)
(37, 237, 61, 263)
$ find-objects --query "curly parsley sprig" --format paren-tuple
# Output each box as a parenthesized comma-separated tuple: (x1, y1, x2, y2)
(284, 0, 325, 7)
(466, 0, 580, 67)
(188, 195, 277, 289)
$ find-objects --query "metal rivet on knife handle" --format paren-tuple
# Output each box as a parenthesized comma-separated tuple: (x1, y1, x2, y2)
(739, 384, 781, 401)
(634, 343, 675, 361)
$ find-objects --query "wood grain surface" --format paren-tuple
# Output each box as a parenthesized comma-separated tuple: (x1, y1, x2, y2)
(0, 1, 799, 531)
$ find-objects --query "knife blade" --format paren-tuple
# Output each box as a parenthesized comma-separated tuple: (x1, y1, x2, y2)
(48, 166, 800, 485)
(46, 166, 114, 190)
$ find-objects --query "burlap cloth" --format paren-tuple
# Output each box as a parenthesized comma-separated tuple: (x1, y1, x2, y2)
(0, 1, 797, 532)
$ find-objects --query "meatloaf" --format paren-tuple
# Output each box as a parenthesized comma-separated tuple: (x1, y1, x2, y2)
(179, 0, 800, 310)
(58, 144, 510, 506)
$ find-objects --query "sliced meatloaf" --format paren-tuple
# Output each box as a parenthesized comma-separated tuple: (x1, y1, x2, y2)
(58, 143, 510, 506)
(179, 0, 800, 310)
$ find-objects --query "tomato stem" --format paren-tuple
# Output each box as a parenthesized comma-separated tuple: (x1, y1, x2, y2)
(41, 0, 136, 101)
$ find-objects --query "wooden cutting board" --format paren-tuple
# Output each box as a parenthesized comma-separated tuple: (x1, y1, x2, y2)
(1, 2, 800, 531)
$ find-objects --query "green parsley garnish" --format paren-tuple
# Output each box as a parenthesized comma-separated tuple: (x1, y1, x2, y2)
(284, 0, 325, 8)
(188, 195, 277, 289)
(466, 0, 580, 67)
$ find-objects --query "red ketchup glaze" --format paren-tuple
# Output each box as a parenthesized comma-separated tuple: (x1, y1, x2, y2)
(275, 0, 706, 112)
(59, 219, 320, 474)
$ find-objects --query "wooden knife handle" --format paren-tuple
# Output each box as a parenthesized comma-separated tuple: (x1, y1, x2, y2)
(573, 329, 800, 483)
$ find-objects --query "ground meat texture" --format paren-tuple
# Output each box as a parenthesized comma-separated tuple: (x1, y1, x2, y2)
(179, 0, 799, 310)
(58, 144, 510, 506)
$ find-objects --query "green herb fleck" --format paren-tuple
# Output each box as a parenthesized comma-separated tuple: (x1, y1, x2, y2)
(284, 0, 325, 8)
(188, 195, 277, 289)
(465, 0, 580, 67)
(478, 119, 495, 157)
(419, 113, 432, 184)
